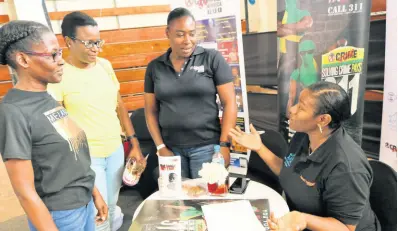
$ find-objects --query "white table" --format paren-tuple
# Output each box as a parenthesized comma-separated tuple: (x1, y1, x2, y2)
(132, 179, 289, 223)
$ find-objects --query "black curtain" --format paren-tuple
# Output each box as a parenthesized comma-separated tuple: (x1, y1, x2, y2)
(361, 19, 386, 159)
(243, 32, 278, 87)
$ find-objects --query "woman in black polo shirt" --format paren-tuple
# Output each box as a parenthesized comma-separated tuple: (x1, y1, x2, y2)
(230, 82, 380, 231)
(144, 8, 237, 179)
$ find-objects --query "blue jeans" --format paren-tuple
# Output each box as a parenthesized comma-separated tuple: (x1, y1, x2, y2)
(28, 199, 95, 231)
(91, 144, 124, 231)
(171, 144, 215, 179)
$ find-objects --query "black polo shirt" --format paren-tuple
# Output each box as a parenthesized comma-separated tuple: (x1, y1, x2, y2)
(144, 46, 233, 148)
(279, 127, 380, 231)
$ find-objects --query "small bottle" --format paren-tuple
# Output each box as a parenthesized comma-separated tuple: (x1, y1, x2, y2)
(209, 145, 228, 196)
(212, 145, 225, 166)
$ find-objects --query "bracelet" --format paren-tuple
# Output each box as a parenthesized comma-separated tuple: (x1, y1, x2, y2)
(157, 144, 166, 151)
(126, 134, 137, 141)
(220, 141, 231, 148)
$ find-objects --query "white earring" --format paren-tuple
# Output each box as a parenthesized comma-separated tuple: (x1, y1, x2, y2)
(318, 124, 323, 134)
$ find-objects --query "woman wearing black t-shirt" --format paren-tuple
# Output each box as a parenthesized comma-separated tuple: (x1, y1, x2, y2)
(0, 20, 107, 231)
(230, 82, 380, 231)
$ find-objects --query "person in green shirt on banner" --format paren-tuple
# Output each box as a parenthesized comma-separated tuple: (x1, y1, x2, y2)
(277, 0, 313, 138)
(286, 40, 319, 117)
(278, 0, 312, 55)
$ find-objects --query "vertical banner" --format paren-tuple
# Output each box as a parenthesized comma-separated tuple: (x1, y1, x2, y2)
(379, 0, 397, 170)
(171, 0, 251, 173)
(277, 0, 372, 145)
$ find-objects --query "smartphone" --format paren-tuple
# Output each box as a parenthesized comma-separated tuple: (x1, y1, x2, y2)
(229, 177, 249, 194)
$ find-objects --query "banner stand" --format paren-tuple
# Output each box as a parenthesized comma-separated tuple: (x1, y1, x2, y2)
(277, 0, 372, 146)
(379, 0, 397, 171)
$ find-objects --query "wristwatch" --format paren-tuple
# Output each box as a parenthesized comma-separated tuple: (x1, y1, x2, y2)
(220, 141, 231, 148)
(126, 134, 137, 141)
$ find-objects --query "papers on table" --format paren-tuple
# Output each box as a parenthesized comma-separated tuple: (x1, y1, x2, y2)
(201, 200, 265, 231)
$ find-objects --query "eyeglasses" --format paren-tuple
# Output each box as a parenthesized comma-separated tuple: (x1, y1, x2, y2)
(24, 49, 63, 62)
(70, 37, 105, 49)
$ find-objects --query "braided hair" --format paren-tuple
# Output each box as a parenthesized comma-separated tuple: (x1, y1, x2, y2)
(61, 11, 97, 38)
(0, 20, 50, 69)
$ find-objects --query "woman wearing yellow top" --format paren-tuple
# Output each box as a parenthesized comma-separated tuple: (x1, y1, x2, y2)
(48, 12, 144, 231)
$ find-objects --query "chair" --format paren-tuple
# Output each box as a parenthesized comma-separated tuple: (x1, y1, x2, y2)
(129, 108, 159, 199)
(368, 160, 397, 231)
(247, 129, 288, 195)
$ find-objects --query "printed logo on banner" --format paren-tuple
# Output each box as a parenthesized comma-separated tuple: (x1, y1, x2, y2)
(185, 0, 194, 7)
(328, 0, 364, 16)
(388, 92, 397, 103)
(322, 46, 365, 115)
(388, 112, 397, 131)
(185, 0, 207, 8)
(185, 0, 222, 14)
(206, 0, 222, 15)
(385, 142, 397, 154)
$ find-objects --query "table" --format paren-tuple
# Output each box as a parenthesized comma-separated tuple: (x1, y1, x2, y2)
(131, 179, 289, 225)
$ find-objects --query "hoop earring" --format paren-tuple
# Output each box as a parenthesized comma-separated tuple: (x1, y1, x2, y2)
(318, 124, 323, 134)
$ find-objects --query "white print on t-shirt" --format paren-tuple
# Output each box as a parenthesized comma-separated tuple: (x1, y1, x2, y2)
(44, 106, 88, 160)
(189, 65, 205, 73)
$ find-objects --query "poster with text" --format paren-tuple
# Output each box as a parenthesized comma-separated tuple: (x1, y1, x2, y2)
(379, 0, 397, 170)
(277, 0, 372, 145)
(171, 0, 251, 164)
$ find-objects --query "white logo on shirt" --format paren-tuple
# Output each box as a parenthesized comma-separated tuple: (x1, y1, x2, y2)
(190, 65, 205, 73)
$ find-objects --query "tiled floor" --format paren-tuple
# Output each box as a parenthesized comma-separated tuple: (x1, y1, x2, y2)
(0, 157, 143, 231)
(0, 157, 26, 223)
(0, 215, 28, 231)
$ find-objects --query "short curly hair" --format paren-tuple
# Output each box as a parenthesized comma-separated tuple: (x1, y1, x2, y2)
(167, 7, 195, 27)
(0, 20, 50, 69)
(61, 11, 97, 38)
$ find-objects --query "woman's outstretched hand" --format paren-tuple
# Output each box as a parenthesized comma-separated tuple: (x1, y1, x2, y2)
(268, 211, 307, 231)
(229, 124, 262, 152)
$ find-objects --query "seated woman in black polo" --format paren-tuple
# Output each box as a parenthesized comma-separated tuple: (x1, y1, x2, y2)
(230, 81, 380, 231)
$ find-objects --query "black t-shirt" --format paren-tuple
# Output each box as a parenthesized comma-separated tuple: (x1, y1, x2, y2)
(279, 127, 380, 231)
(144, 46, 233, 148)
(0, 89, 95, 211)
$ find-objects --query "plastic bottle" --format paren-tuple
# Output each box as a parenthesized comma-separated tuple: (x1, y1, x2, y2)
(212, 145, 225, 166)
